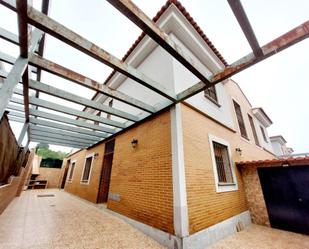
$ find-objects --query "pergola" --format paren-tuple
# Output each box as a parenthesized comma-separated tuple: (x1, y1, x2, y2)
(0, 0, 308, 149)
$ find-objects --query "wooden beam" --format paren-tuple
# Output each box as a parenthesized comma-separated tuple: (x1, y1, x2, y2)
(29, 109, 115, 134)
(29, 117, 106, 139)
(29, 96, 127, 129)
(27, 6, 176, 101)
(29, 124, 99, 143)
(29, 55, 155, 113)
(227, 0, 263, 57)
(29, 79, 139, 122)
(107, 0, 213, 83)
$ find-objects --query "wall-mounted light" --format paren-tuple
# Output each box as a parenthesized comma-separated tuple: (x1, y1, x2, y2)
(94, 152, 99, 158)
(131, 139, 138, 148)
(235, 147, 242, 156)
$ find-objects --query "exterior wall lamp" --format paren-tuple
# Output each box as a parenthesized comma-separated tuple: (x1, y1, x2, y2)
(131, 139, 138, 148)
(94, 152, 99, 159)
(235, 147, 242, 156)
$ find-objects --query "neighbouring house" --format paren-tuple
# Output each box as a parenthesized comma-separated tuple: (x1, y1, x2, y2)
(62, 1, 278, 248)
(270, 135, 294, 157)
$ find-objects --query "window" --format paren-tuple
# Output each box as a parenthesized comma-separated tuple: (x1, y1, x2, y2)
(67, 161, 76, 182)
(248, 114, 260, 146)
(233, 100, 248, 139)
(81, 154, 94, 184)
(213, 141, 234, 184)
(209, 135, 238, 193)
(204, 86, 218, 104)
(260, 126, 268, 143)
(107, 99, 113, 119)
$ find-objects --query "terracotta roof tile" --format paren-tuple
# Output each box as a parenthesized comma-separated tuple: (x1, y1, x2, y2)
(237, 156, 309, 167)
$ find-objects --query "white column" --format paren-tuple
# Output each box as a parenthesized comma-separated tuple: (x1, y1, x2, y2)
(170, 103, 189, 237)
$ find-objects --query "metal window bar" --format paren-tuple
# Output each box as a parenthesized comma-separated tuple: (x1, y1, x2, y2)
(213, 141, 233, 184)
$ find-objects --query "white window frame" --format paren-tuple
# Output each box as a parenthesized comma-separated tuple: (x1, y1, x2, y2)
(80, 153, 95, 185)
(208, 134, 238, 193)
(66, 160, 76, 183)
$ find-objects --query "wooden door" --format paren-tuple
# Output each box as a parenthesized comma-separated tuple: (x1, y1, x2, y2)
(97, 140, 115, 203)
(60, 160, 70, 189)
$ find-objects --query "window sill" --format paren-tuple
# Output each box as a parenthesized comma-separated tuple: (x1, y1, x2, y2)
(218, 182, 236, 186)
(80, 180, 90, 185)
(204, 95, 221, 108)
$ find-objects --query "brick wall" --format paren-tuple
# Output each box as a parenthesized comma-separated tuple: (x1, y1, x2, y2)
(0, 150, 34, 214)
(238, 165, 270, 226)
(181, 104, 274, 234)
(36, 167, 63, 188)
(107, 111, 174, 234)
(65, 144, 105, 203)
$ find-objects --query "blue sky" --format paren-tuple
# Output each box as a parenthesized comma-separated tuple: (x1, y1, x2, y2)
(1, 0, 308, 153)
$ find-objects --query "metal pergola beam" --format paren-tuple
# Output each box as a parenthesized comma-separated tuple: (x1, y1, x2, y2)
(0, 29, 42, 119)
(29, 96, 126, 129)
(177, 21, 309, 101)
(30, 136, 88, 148)
(26, 6, 177, 102)
(211, 21, 309, 82)
(29, 117, 107, 139)
(29, 79, 139, 122)
(29, 109, 114, 134)
(0, 27, 19, 45)
(227, 0, 263, 57)
(29, 124, 99, 143)
(30, 130, 94, 145)
(107, 0, 213, 84)
(29, 55, 156, 113)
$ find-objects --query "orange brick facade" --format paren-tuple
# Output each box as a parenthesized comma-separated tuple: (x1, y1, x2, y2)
(107, 111, 174, 234)
(181, 103, 274, 234)
(65, 143, 105, 203)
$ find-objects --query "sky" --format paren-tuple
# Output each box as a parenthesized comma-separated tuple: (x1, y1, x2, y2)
(1, 0, 308, 153)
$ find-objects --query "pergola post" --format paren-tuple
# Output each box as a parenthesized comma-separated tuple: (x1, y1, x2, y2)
(17, 122, 29, 145)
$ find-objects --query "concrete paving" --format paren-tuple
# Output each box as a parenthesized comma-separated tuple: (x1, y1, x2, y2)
(209, 224, 309, 249)
(0, 189, 164, 249)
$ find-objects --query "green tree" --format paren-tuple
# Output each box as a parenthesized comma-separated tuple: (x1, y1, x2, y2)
(35, 143, 68, 160)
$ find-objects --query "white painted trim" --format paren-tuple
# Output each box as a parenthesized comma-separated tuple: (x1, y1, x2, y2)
(208, 134, 238, 193)
(170, 104, 189, 237)
(80, 153, 95, 185)
(66, 160, 76, 183)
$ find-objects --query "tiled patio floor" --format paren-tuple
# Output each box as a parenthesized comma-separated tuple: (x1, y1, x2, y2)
(0, 189, 164, 249)
(209, 224, 309, 249)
